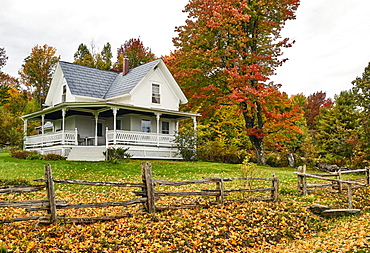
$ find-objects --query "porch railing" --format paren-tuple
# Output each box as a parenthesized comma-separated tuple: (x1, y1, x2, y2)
(24, 130, 77, 149)
(106, 130, 175, 147)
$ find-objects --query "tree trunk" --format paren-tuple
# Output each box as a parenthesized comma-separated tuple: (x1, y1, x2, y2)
(242, 101, 266, 165)
(249, 135, 266, 165)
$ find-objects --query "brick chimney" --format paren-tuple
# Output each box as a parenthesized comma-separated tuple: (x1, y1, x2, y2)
(122, 56, 129, 75)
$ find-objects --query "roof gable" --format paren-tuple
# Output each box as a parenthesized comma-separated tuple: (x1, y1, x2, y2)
(104, 59, 161, 98)
(59, 59, 162, 100)
(59, 61, 117, 99)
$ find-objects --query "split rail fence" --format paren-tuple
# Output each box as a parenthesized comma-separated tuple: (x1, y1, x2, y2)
(0, 162, 279, 224)
(295, 165, 370, 208)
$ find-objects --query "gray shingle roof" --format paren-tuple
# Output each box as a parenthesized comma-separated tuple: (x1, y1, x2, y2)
(59, 59, 161, 99)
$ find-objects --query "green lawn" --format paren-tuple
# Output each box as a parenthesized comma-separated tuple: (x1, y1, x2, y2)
(1, 149, 370, 252)
(0, 149, 305, 189)
(0, 149, 350, 206)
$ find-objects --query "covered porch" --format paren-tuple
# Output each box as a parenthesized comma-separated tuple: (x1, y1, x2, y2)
(21, 102, 199, 160)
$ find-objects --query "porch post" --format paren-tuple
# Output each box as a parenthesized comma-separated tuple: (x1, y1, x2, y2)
(155, 113, 161, 147)
(94, 113, 99, 146)
(192, 116, 197, 154)
(23, 119, 28, 150)
(74, 128, 78, 145)
(41, 115, 45, 148)
(62, 109, 66, 145)
(62, 109, 66, 156)
(192, 116, 197, 131)
(112, 107, 118, 145)
(175, 121, 179, 133)
(105, 127, 109, 148)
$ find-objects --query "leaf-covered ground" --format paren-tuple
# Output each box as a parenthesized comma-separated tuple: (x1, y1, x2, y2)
(2, 186, 370, 252)
(1, 153, 370, 252)
(1, 199, 323, 252)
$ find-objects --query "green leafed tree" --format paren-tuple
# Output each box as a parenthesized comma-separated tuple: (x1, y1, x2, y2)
(172, 0, 300, 164)
(352, 62, 370, 165)
(73, 42, 113, 70)
(18, 44, 60, 106)
(0, 48, 10, 105)
(73, 43, 95, 67)
(315, 90, 362, 166)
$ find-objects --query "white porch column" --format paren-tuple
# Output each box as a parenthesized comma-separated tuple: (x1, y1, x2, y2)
(175, 121, 179, 133)
(112, 107, 118, 145)
(62, 109, 66, 156)
(192, 116, 197, 131)
(74, 128, 78, 145)
(105, 127, 109, 148)
(62, 109, 66, 145)
(192, 116, 197, 153)
(41, 115, 45, 147)
(94, 113, 99, 146)
(155, 113, 161, 146)
(23, 119, 28, 150)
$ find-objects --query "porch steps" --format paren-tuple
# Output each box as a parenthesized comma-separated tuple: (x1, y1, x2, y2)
(67, 146, 106, 161)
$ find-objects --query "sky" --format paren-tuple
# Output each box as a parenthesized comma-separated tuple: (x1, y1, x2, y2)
(1, 0, 370, 99)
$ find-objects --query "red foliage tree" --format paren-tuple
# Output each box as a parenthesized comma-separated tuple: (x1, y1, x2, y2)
(305, 91, 333, 130)
(115, 38, 156, 70)
(172, 0, 301, 164)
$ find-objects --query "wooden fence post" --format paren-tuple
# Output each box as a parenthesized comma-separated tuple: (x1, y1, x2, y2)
(45, 164, 57, 224)
(348, 177, 353, 209)
(141, 162, 155, 213)
(215, 179, 225, 205)
(338, 169, 342, 192)
(366, 167, 370, 186)
(271, 172, 279, 202)
(297, 166, 303, 194)
(302, 165, 307, 195)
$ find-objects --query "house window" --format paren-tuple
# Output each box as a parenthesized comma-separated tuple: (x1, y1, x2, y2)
(62, 85, 66, 102)
(162, 121, 169, 134)
(97, 123, 103, 136)
(141, 119, 151, 133)
(152, 84, 160, 104)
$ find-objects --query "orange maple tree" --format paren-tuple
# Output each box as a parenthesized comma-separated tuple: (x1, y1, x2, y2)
(172, 0, 301, 164)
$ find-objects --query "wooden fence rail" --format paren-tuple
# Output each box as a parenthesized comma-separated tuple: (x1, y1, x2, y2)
(295, 165, 369, 195)
(295, 165, 370, 208)
(0, 162, 279, 224)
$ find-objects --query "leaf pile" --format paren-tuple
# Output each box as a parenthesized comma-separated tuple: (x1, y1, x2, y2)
(0, 198, 323, 252)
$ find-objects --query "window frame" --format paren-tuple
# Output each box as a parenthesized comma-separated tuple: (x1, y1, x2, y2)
(141, 119, 151, 133)
(62, 85, 67, 103)
(161, 121, 170, 134)
(151, 83, 160, 104)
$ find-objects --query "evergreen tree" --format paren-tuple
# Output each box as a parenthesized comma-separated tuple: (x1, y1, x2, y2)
(73, 43, 95, 67)
(352, 62, 370, 165)
(316, 90, 361, 165)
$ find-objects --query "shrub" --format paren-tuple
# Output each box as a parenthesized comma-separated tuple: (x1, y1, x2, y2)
(266, 153, 280, 167)
(103, 147, 132, 162)
(26, 153, 44, 160)
(173, 128, 197, 161)
(198, 141, 247, 164)
(43, 153, 66, 161)
(10, 150, 37, 159)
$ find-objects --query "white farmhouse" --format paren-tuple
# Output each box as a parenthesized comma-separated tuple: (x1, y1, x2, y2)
(21, 58, 199, 161)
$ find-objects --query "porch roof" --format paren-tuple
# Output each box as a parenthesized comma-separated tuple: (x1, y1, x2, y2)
(21, 102, 200, 121)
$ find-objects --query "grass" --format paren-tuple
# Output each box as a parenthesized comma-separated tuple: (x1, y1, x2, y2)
(0, 148, 358, 206)
(1, 149, 370, 252)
